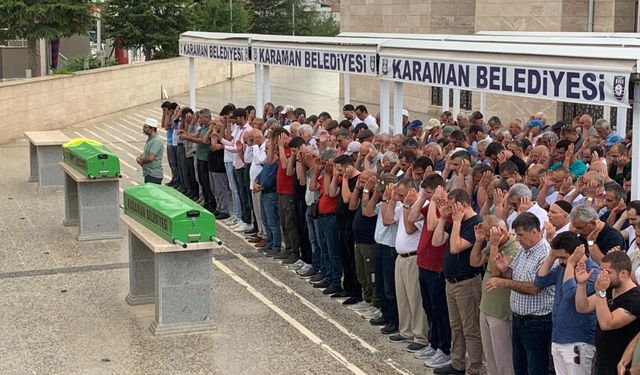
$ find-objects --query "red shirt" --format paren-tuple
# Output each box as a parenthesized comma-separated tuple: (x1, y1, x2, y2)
(318, 175, 337, 214)
(276, 147, 295, 195)
(416, 203, 447, 272)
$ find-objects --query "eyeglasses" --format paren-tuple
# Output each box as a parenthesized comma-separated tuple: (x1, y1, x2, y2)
(573, 345, 580, 365)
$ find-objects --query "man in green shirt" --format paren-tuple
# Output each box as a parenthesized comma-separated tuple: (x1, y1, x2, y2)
(137, 118, 164, 184)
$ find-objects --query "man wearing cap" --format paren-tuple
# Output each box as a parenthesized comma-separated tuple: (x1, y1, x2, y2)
(424, 119, 442, 144)
(281, 105, 296, 126)
(355, 105, 379, 134)
(401, 109, 411, 135)
(138, 118, 164, 184)
(406, 120, 424, 141)
(344, 141, 361, 161)
(527, 119, 545, 146)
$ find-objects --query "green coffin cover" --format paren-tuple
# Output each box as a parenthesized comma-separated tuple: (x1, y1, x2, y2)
(123, 183, 216, 245)
(62, 138, 121, 178)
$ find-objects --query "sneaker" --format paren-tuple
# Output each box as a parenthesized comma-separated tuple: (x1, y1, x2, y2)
(296, 265, 314, 276)
(322, 284, 342, 295)
(348, 301, 370, 311)
(369, 317, 387, 326)
(265, 249, 280, 257)
(414, 345, 436, 360)
(380, 323, 399, 335)
(234, 222, 252, 232)
(406, 342, 427, 353)
(274, 253, 290, 260)
(244, 228, 258, 235)
(330, 291, 349, 299)
(222, 217, 238, 225)
(387, 334, 411, 343)
(215, 213, 230, 220)
(362, 307, 382, 320)
(313, 280, 330, 289)
(227, 220, 242, 229)
(425, 349, 452, 369)
(432, 364, 463, 374)
(342, 296, 363, 305)
(281, 256, 299, 265)
(309, 274, 325, 283)
(287, 259, 306, 270)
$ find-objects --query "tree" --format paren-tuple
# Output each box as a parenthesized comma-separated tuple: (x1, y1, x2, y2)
(247, 0, 339, 37)
(0, 0, 95, 77)
(103, 0, 194, 61)
(192, 0, 250, 34)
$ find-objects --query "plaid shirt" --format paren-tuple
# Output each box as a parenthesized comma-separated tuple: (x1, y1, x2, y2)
(374, 202, 397, 248)
(509, 238, 555, 316)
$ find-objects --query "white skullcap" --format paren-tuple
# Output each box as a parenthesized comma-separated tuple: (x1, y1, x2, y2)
(144, 118, 159, 128)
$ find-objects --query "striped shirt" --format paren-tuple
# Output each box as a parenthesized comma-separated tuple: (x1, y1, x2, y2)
(509, 238, 555, 316)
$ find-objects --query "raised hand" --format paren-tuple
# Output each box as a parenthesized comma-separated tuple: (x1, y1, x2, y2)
(475, 225, 487, 243)
(543, 221, 556, 243)
(494, 188, 506, 209)
(494, 251, 513, 273)
(404, 188, 419, 206)
(364, 176, 377, 192)
(451, 202, 465, 222)
(542, 170, 554, 188)
(344, 165, 355, 179)
(489, 227, 502, 247)
(575, 260, 593, 284)
(517, 196, 533, 214)
(564, 143, 575, 164)
(595, 270, 611, 292)
(479, 170, 493, 189)
(382, 183, 394, 201)
(560, 176, 573, 194)
(458, 159, 471, 176)
(567, 244, 585, 268)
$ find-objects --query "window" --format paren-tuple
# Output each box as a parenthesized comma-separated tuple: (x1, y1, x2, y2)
(431, 87, 472, 110)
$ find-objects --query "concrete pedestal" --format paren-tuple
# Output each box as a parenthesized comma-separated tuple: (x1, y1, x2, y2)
(122, 215, 219, 336)
(60, 162, 122, 241)
(25, 131, 70, 189)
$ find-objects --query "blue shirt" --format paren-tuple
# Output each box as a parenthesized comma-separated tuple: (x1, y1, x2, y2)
(166, 128, 173, 145)
(534, 257, 600, 345)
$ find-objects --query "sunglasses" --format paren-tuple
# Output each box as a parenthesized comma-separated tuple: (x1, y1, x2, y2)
(573, 345, 580, 365)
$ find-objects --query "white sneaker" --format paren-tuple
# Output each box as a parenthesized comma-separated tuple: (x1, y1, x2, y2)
(296, 264, 313, 275)
(362, 307, 382, 320)
(287, 259, 306, 270)
(222, 216, 237, 224)
(227, 221, 243, 230)
(234, 222, 252, 232)
(414, 345, 436, 359)
(424, 349, 452, 368)
(348, 301, 370, 311)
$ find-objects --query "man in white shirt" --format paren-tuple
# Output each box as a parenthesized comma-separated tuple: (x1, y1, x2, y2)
(543, 200, 572, 243)
(355, 105, 379, 134)
(505, 183, 548, 233)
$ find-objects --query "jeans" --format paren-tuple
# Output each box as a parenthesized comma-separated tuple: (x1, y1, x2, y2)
(175, 143, 188, 191)
(225, 161, 242, 219)
(144, 175, 162, 184)
(512, 314, 553, 375)
(419, 268, 452, 355)
(305, 209, 322, 272)
(375, 244, 398, 325)
(233, 166, 251, 223)
(196, 159, 215, 212)
(261, 192, 281, 251)
(317, 214, 341, 286)
(167, 145, 180, 185)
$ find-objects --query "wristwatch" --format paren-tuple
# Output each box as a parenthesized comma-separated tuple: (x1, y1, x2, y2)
(403, 204, 411, 209)
(597, 290, 607, 298)
(363, 189, 370, 194)
(587, 240, 595, 246)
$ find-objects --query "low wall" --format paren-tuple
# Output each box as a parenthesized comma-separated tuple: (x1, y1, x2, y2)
(0, 57, 253, 143)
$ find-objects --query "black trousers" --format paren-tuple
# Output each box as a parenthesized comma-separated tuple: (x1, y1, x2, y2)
(183, 153, 198, 196)
(338, 223, 362, 297)
(233, 166, 251, 223)
(196, 159, 215, 212)
(144, 175, 162, 184)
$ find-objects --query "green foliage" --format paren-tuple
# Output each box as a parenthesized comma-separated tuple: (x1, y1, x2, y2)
(0, 0, 94, 42)
(103, 0, 194, 60)
(52, 54, 116, 74)
(192, 0, 250, 34)
(247, 0, 339, 37)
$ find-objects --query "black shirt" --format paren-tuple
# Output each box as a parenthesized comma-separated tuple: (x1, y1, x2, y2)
(443, 215, 483, 278)
(336, 176, 357, 231)
(596, 223, 627, 253)
(595, 287, 640, 375)
(207, 145, 225, 173)
(352, 206, 377, 244)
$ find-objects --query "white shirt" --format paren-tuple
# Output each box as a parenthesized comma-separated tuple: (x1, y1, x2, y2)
(557, 222, 570, 234)
(249, 143, 266, 191)
(363, 115, 379, 134)
(393, 203, 423, 253)
(507, 203, 549, 232)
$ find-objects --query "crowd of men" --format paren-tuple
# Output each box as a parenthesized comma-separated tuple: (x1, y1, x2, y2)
(140, 100, 640, 375)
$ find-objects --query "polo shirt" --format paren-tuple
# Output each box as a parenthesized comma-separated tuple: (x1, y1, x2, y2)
(480, 236, 521, 321)
(595, 222, 627, 253)
(443, 215, 483, 278)
(416, 203, 446, 272)
(353, 206, 377, 245)
(142, 133, 163, 179)
(374, 202, 397, 248)
(317, 175, 337, 214)
(195, 124, 210, 161)
(393, 203, 423, 253)
(276, 147, 295, 195)
(507, 203, 548, 233)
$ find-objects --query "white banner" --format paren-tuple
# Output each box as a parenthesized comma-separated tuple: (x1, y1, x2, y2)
(252, 46, 377, 76)
(179, 41, 249, 62)
(380, 57, 630, 107)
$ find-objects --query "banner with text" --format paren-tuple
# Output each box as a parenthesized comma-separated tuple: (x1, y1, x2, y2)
(252, 46, 377, 76)
(179, 41, 249, 62)
(380, 56, 630, 107)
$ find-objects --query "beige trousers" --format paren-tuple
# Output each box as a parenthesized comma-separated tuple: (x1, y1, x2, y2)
(480, 311, 514, 375)
(394, 255, 428, 344)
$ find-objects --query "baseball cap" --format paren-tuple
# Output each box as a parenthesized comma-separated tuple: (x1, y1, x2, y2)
(408, 120, 423, 130)
(352, 122, 368, 134)
(144, 118, 159, 128)
(443, 126, 455, 134)
(527, 119, 544, 129)
(425, 118, 441, 131)
(376, 173, 397, 192)
(266, 118, 278, 126)
(344, 141, 361, 156)
(357, 129, 375, 141)
(606, 133, 624, 147)
(280, 104, 295, 114)
(402, 109, 409, 118)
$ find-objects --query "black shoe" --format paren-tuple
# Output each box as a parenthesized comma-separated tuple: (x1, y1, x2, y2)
(387, 334, 411, 343)
(380, 323, 399, 335)
(274, 253, 289, 260)
(330, 291, 349, 299)
(309, 274, 325, 283)
(369, 317, 387, 326)
(215, 213, 230, 220)
(298, 269, 317, 278)
(177, 187, 187, 193)
(342, 296, 363, 306)
(244, 228, 258, 235)
(282, 256, 299, 265)
(406, 342, 427, 352)
(265, 249, 280, 257)
(322, 284, 342, 295)
(165, 181, 176, 187)
(313, 280, 330, 289)
(433, 364, 465, 375)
